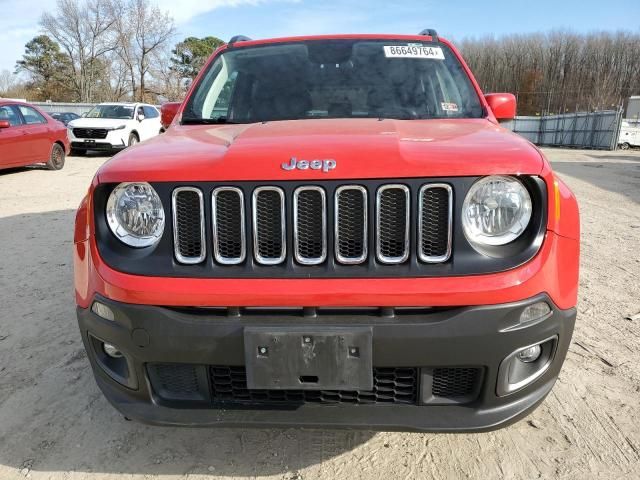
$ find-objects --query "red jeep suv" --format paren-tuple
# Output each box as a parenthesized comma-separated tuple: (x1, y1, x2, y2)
(74, 31, 580, 432)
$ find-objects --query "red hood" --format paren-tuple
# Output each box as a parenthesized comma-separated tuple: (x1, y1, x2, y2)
(97, 118, 544, 183)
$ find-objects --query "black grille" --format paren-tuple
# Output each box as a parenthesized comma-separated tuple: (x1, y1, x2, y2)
(432, 367, 480, 399)
(147, 363, 207, 401)
(336, 187, 367, 263)
(210, 366, 418, 405)
(377, 186, 409, 263)
(294, 188, 325, 263)
(419, 186, 452, 261)
(253, 188, 285, 263)
(213, 188, 245, 263)
(173, 188, 204, 262)
(170, 182, 454, 268)
(73, 128, 108, 139)
(147, 363, 484, 406)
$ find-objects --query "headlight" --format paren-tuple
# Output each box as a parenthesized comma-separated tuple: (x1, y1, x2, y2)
(462, 175, 532, 247)
(111, 125, 127, 130)
(106, 182, 165, 247)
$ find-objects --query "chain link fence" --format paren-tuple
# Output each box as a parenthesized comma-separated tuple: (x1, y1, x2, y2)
(503, 110, 624, 150)
(32, 101, 96, 116)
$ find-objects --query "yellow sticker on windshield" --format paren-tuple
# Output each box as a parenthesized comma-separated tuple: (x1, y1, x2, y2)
(383, 45, 445, 59)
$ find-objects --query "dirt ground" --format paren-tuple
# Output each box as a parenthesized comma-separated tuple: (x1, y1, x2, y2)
(0, 148, 639, 480)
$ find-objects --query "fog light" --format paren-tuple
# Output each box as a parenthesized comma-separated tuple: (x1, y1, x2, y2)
(497, 335, 558, 396)
(103, 343, 123, 358)
(520, 302, 551, 324)
(91, 301, 115, 321)
(517, 344, 542, 363)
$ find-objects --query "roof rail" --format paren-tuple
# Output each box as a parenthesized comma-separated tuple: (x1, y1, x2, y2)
(418, 29, 439, 42)
(228, 35, 252, 45)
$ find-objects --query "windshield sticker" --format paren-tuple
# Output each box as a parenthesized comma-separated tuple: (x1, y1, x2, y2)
(441, 102, 459, 112)
(383, 45, 445, 60)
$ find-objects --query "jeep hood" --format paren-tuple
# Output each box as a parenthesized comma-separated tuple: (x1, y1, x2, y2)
(97, 118, 544, 183)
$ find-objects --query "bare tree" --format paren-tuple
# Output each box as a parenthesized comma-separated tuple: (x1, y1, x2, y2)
(0, 69, 19, 95)
(41, 0, 118, 101)
(113, 0, 175, 102)
(147, 47, 187, 101)
(460, 30, 640, 115)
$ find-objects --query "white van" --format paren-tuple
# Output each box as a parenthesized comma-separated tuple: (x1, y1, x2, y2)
(618, 121, 640, 150)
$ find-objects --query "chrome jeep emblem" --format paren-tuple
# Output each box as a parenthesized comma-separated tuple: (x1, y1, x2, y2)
(281, 157, 336, 173)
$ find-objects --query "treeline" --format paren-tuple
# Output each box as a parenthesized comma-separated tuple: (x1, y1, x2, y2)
(1, 0, 223, 103)
(3, 10, 640, 113)
(460, 31, 640, 115)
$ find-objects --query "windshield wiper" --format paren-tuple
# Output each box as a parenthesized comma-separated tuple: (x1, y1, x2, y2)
(181, 117, 240, 125)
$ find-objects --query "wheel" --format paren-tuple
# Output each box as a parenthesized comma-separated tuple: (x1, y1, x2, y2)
(70, 148, 85, 156)
(128, 132, 139, 147)
(619, 142, 630, 150)
(46, 143, 65, 170)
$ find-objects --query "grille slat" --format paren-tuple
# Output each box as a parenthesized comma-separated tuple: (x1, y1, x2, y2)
(172, 183, 453, 267)
(294, 187, 327, 265)
(253, 187, 286, 264)
(212, 187, 246, 264)
(172, 188, 205, 264)
(376, 185, 410, 264)
(419, 184, 453, 263)
(335, 186, 368, 264)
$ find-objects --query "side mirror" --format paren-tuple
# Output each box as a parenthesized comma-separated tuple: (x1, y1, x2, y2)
(485, 93, 516, 121)
(161, 102, 181, 130)
(137, 113, 146, 122)
(0, 120, 10, 129)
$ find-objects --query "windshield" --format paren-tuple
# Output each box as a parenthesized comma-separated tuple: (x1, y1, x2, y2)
(183, 39, 483, 124)
(86, 105, 135, 119)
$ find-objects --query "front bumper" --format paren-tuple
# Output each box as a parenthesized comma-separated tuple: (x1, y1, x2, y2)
(71, 141, 126, 151)
(77, 294, 575, 432)
(69, 130, 127, 151)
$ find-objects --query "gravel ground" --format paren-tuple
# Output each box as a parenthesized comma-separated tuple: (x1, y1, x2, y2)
(0, 148, 639, 480)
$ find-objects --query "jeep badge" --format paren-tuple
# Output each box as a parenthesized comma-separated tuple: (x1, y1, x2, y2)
(281, 157, 336, 172)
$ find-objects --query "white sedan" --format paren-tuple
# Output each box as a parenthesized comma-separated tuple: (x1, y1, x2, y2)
(67, 103, 162, 155)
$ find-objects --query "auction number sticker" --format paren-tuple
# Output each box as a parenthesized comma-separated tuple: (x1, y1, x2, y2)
(383, 45, 445, 59)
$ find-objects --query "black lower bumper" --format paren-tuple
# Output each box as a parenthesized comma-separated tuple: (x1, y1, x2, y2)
(77, 295, 575, 432)
(71, 141, 125, 151)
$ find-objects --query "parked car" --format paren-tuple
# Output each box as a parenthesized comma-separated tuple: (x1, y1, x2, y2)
(0, 99, 69, 170)
(67, 102, 161, 155)
(618, 121, 640, 149)
(74, 31, 580, 432)
(50, 111, 81, 126)
(160, 101, 180, 132)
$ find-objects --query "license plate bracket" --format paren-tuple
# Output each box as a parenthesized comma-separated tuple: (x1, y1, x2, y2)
(244, 327, 373, 390)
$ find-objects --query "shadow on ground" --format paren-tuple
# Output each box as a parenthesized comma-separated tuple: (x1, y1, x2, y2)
(551, 160, 640, 205)
(0, 151, 112, 177)
(0, 209, 374, 477)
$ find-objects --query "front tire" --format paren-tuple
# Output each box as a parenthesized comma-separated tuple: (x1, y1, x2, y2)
(46, 143, 65, 170)
(128, 132, 139, 147)
(619, 142, 630, 150)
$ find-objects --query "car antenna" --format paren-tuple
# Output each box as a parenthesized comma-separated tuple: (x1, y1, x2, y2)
(418, 29, 439, 42)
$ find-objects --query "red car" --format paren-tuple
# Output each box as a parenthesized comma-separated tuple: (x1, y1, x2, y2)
(74, 31, 580, 432)
(0, 100, 69, 170)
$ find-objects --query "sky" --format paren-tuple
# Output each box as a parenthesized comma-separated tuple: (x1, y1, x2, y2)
(1, 0, 639, 74)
